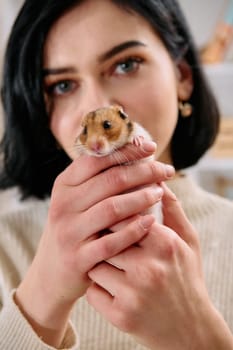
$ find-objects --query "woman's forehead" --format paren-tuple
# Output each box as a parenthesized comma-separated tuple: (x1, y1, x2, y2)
(43, 0, 163, 67)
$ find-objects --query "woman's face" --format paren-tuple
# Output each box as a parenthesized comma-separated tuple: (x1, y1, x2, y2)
(43, 0, 192, 163)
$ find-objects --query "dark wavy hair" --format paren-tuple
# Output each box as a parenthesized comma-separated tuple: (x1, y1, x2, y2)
(0, 0, 220, 199)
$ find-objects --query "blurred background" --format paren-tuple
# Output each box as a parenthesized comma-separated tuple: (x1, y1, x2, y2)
(0, 0, 233, 199)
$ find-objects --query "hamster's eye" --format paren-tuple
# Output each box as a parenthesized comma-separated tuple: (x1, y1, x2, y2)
(83, 126, 87, 135)
(103, 120, 112, 129)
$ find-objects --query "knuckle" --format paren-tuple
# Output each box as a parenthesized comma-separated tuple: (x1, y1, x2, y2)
(148, 161, 162, 180)
(149, 161, 167, 181)
(105, 167, 128, 189)
(53, 170, 66, 188)
(98, 238, 116, 259)
(49, 200, 64, 222)
(144, 262, 167, 291)
(162, 233, 179, 261)
(142, 188, 157, 206)
(134, 221, 147, 240)
(53, 173, 62, 188)
(135, 260, 167, 292)
(152, 263, 167, 290)
(104, 197, 122, 221)
(49, 193, 73, 223)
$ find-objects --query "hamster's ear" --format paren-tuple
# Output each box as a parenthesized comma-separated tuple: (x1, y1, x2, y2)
(114, 105, 129, 120)
(81, 115, 89, 127)
(176, 60, 193, 100)
(81, 111, 94, 126)
(119, 110, 128, 120)
(81, 117, 86, 127)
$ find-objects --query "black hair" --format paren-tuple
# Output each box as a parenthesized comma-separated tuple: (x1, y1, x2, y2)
(0, 0, 220, 199)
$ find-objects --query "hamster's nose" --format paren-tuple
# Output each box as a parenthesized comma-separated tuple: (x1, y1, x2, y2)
(90, 140, 104, 153)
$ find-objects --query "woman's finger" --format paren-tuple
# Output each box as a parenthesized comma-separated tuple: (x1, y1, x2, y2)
(59, 160, 173, 212)
(88, 262, 124, 296)
(76, 186, 163, 240)
(59, 141, 158, 186)
(109, 215, 140, 232)
(161, 182, 199, 247)
(77, 215, 155, 272)
(86, 283, 114, 317)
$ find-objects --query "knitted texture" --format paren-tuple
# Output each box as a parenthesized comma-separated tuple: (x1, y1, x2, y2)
(0, 174, 233, 349)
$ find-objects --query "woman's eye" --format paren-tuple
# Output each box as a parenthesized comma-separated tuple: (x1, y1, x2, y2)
(113, 57, 143, 76)
(47, 80, 76, 96)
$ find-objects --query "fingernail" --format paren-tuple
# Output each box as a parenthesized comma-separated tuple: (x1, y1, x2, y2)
(141, 141, 157, 153)
(140, 215, 155, 229)
(165, 164, 175, 178)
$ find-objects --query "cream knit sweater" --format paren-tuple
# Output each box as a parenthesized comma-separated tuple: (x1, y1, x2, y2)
(0, 174, 233, 350)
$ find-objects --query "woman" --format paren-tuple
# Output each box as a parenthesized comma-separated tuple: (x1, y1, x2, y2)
(0, 0, 233, 349)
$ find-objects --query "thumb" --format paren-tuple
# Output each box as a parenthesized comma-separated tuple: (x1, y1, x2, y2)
(161, 182, 198, 248)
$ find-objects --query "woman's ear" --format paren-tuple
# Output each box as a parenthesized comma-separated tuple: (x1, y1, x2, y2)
(176, 60, 193, 100)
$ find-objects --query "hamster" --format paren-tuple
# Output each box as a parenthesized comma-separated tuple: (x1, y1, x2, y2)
(74, 105, 153, 157)
(74, 105, 162, 223)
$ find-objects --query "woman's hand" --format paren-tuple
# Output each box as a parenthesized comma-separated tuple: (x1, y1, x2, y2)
(15, 141, 175, 347)
(87, 184, 233, 350)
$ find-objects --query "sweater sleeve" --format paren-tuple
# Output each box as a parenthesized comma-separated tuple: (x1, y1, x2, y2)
(0, 290, 79, 350)
(0, 196, 79, 350)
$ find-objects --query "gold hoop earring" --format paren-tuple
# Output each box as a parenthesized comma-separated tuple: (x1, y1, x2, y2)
(178, 101, 192, 118)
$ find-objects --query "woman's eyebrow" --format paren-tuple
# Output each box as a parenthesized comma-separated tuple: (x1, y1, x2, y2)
(42, 41, 146, 76)
(98, 40, 146, 62)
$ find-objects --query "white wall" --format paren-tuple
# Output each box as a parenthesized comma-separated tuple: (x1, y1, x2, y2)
(178, 0, 233, 117)
(0, 0, 24, 66)
(0, 0, 24, 134)
(178, 0, 229, 47)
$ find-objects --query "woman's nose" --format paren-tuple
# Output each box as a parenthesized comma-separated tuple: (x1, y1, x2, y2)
(80, 80, 120, 115)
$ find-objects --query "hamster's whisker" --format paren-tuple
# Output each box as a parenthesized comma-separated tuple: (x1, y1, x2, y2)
(118, 151, 130, 164)
(72, 143, 86, 155)
(113, 148, 131, 165)
(110, 150, 122, 165)
(126, 147, 143, 161)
